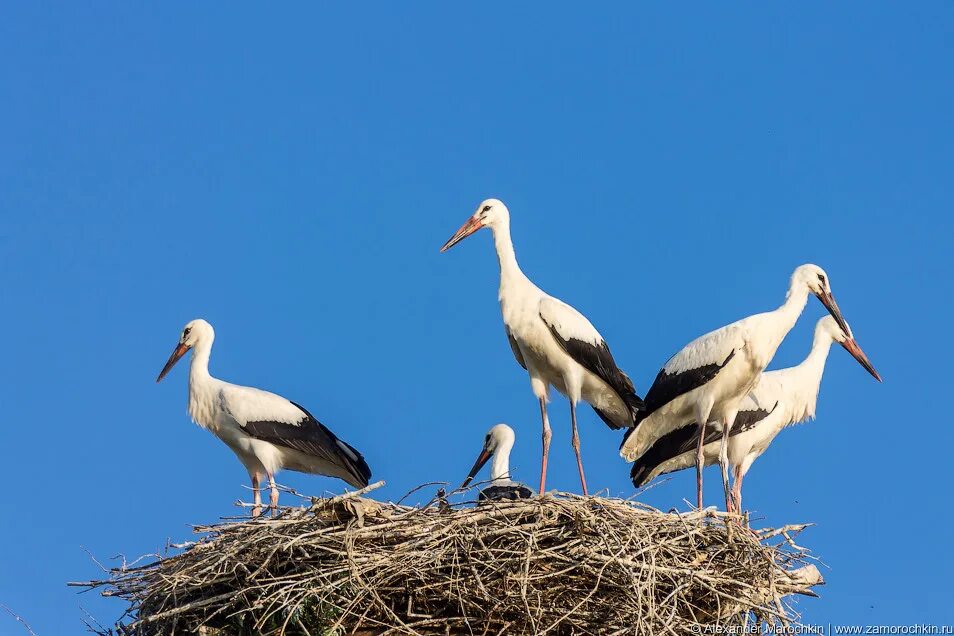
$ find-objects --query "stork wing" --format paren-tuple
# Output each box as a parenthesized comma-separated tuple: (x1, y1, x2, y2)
(221, 384, 371, 488)
(629, 401, 778, 487)
(539, 297, 644, 427)
(243, 402, 371, 488)
(640, 322, 747, 418)
(506, 325, 527, 370)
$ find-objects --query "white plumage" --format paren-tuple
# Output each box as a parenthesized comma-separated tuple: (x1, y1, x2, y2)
(156, 319, 371, 516)
(481, 424, 518, 485)
(460, 423, 533, 501)
(630, 315, 880, 510)
(620, 264, 862, 512)
(441, 199, 643, 495)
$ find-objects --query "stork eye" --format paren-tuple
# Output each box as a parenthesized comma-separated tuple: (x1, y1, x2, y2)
(817, 274, 826, 285)
(482, 205, 491, 212)
(183, 327, 192, 336)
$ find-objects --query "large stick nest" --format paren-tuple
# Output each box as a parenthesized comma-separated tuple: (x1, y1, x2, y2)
(76, 483, 822, 635)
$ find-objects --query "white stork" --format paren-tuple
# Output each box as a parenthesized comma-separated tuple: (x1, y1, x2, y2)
(460, 423, 533, 501)
(441, 198, 644, 496)
(630, 315, 881, 512)
(620, 264, 858, 511)
(156, 319, 371, 516)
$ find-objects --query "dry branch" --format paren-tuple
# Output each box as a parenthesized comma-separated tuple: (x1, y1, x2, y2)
(73, 488, 822, 635)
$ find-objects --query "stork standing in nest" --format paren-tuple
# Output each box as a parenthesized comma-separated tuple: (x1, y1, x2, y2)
(620, 264, 861, 512)
(156, 319, 371, 516)
(441, 199, 644, 495)
(630, 315, 880, 512)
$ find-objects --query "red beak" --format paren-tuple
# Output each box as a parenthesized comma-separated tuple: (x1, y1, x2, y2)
(156, 342, 190, 383)
(815, 290, 852, 340)
(440, 215, 483, 253)
(840, 337, 882, 382)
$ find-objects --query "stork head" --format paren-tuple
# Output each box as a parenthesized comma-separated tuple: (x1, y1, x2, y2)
(815, 315, 882, 382)
(439, 198, 510, 252)
(460, 423, 515, 488)
(156, 319, 214, 382)
(791, 264, 853, 338)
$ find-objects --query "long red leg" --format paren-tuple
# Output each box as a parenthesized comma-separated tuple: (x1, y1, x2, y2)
(251, 473, 263, 518)
(718, 421, 732, 513)
(538, 398, 552, 495)
(267, 473, 279, 516)
(732, 466, 744, 515)
(694, 422, 706, 510)
(570, 401, 588, 496)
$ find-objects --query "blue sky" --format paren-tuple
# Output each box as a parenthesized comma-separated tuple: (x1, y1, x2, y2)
(2, 4, 952, 631)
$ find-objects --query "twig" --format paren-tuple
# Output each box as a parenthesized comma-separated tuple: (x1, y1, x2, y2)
(1, 605, 38, 636)
(396, 481, 449, 506)
(75, 488, 821, 635)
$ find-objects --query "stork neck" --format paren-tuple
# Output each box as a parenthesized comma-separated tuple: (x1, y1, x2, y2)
(777, 282, 811, 327)
(189, 338, 213, 383)
(490, 442, 513, 483)
(764, 281, 811, 352)
(490, 219, 527, 289)
(802, 330, 835, 385)
(783, 332, 834, 425)
(490, 454, 511, 483)
(185, 336, 219, 432)
(749, 282, 811, 370)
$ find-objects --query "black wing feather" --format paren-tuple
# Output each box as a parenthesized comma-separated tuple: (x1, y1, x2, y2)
(543, 319, 645, 428)
(630, 401, 778, 487)
(244, 401, 371, 488)
(638, 349, 738, 423)
(478, 484, 534, 502)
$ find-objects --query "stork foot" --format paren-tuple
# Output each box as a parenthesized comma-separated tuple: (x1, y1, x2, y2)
(251, 472, 264, 519)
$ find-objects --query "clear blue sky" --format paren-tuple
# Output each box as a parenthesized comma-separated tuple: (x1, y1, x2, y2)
(2, 4, 951, 631)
